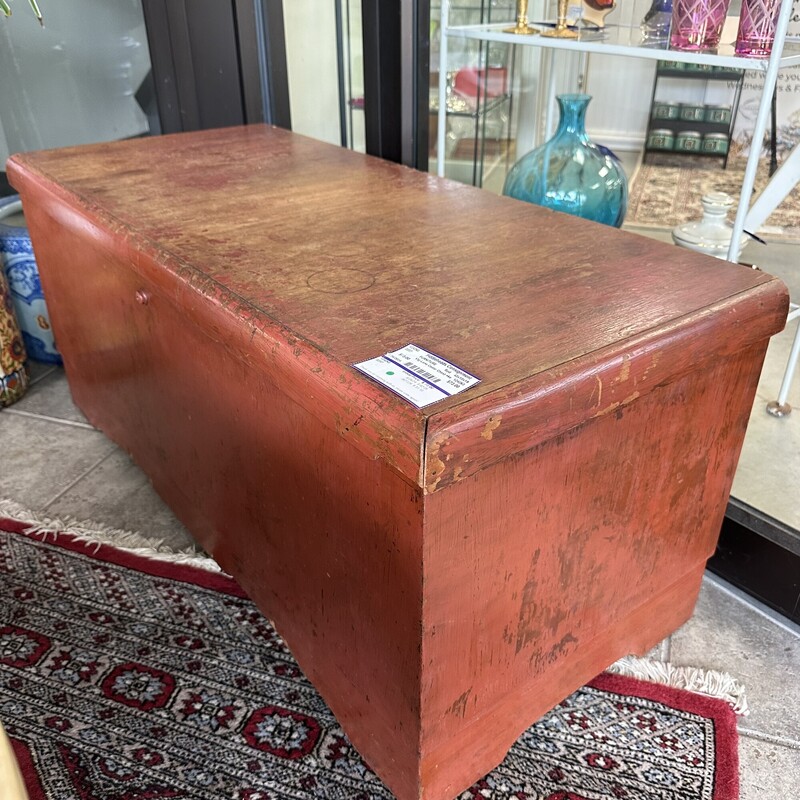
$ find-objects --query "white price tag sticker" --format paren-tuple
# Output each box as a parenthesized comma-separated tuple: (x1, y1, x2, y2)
(354, 344, 480, 408)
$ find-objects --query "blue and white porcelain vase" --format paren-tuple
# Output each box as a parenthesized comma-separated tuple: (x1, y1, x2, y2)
(0, 195, 62, 364)
(502, 94, 628, 228)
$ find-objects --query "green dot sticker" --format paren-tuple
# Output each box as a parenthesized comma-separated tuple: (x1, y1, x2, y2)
(386, 370, 395, 376)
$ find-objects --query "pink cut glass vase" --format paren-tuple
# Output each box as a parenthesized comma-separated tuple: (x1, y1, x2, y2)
(669, 0, 732, 50)
(735, 0, 781, 56)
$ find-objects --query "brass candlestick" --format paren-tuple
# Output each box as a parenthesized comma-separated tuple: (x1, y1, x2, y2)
(504, 0, 539, 35)
(542, 0, 579, 38)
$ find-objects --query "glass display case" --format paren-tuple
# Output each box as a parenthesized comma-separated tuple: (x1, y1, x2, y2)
(431, 1, 518, 188)
(0, 1, 155, 172)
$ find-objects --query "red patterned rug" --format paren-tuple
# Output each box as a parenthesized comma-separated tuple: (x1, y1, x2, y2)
(0, 513, 740, 800)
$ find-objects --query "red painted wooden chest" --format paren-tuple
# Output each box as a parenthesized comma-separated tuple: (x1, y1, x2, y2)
(8, 126, 788, 800)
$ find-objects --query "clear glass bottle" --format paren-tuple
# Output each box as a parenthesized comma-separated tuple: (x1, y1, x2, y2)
(671, 192, 748, 259)
(641, 0, 674, 42)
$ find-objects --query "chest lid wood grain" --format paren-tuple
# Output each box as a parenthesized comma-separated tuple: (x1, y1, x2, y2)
(7, 125, 788, 491)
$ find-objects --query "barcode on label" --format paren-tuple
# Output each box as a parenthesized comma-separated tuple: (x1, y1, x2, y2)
(399, 361, 440, 383)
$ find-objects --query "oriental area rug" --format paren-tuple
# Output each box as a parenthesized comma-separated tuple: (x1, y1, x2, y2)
(0, 505, 743, 800)
(627, 154, 800, 242)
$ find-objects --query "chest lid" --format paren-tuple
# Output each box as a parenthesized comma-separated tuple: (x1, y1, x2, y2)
(8, 126, 788, 491)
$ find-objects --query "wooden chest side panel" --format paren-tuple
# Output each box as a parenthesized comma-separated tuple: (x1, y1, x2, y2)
(11, 175, 427, 485)
(424, 280, 789, 492)
(18, 192, 427, 798)
(418, 341, 766, 798)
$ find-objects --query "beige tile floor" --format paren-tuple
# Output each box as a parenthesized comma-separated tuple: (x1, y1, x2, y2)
(0, 350, 797, 795)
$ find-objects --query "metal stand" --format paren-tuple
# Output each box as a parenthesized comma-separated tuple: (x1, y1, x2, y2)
(742, 123, 800, 417)
(766, 304, 800, 417)
(726, 0, 796, 262)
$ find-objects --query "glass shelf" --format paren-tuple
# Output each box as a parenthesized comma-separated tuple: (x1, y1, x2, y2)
(429, 91, 510, 117)
(444, 22, 800, 71)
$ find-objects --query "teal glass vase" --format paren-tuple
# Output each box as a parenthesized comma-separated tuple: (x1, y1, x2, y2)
(502, 94, 627, 228)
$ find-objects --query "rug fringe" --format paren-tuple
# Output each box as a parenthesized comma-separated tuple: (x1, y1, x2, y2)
(0, 498, 222, 573)
(607, 654, 749, 716)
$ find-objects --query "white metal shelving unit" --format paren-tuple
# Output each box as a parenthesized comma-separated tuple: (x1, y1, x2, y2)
(437, 0, 800, 412)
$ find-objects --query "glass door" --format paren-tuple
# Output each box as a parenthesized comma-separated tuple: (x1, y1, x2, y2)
(0, 0, 157, 195)
(282, 0, 365, 151)
(431, 1, 517, 189)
